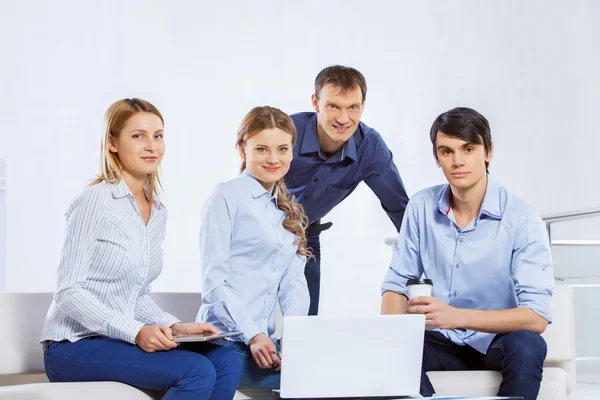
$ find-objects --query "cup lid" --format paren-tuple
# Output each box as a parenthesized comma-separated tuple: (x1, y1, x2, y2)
(407, 278, 433, 286)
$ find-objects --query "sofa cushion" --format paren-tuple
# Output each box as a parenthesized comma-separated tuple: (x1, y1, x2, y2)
(0, 382, 270, 400)
(428, 367, 570, 399)
(0, 382, 161, 400)
(0, 368, 571, 400)
(234, 388, 278, 399)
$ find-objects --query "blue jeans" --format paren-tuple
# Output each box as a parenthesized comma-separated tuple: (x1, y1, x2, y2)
(43, 336, 242, 400)
(305, 232, 321, 316)
(421, 330, 547, 400)
(214, 338, 281, 391)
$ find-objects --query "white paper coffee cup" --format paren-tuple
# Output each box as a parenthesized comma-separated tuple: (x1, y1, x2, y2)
(407, 278, 433, 299)
(407, 279, 434, 330)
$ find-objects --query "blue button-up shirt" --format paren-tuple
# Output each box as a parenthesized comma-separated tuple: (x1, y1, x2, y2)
(198, 171, 310, 344)
(285, 112, 409, 229)
(381, 179, 554, 353)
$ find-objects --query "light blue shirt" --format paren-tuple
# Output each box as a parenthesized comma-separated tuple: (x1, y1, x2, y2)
(198, 171, 309, 344)
(381, 178, 554, 353)
(41, 180, 180, 344)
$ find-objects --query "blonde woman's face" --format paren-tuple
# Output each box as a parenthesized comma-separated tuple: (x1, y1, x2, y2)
(109, 112, 165, 179)
(240, 128, 293, 193)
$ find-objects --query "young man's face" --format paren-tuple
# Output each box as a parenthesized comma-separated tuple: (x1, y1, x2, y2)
(312, 83, 364, 148)
(435, 131, 493, 190)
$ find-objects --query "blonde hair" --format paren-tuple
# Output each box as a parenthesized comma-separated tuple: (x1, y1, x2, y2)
(236, 106, 311, 257)
(90, 98, 164, 201)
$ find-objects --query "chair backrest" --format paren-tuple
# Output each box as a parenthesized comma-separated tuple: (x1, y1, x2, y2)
(147, 292, 202, 323)
(0, 292, 202, 375)
(541, 283, 575, 362)
(0, 293, 53, 374)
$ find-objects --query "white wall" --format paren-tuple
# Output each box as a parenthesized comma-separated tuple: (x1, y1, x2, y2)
(0, 159, 5, 291)
(1, 0, 599, 353)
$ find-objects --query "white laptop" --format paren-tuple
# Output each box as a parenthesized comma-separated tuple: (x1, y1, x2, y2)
(278, 314, 425, 399)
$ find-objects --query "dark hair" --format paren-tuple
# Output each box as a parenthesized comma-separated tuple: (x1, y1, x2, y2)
(314, 65, 367, 102)
(430, 107, 492, 172)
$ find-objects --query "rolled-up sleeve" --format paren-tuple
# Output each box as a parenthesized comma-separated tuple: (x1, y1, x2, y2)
(381, 200, 424, 297)
(511, 212, 554, 323)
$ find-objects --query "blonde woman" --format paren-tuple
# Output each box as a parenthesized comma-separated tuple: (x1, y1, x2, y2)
(198, 106, 311, 391)
(41, 98, 241, 400)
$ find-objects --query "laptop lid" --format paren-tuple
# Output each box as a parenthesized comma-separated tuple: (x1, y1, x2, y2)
(279, 314, 425, 398)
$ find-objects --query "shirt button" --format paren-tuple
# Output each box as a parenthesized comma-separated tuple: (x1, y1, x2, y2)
(453, 291, 458, 297)
(313, 177, 319, 182)
(456, 264, 460, 269)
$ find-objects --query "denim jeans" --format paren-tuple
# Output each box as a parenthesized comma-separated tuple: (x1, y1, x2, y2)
(214, 338, 281, 391)
(421, 330, 547, 400)
(305, 231, 321, 316)
(43, 336, 242, 400)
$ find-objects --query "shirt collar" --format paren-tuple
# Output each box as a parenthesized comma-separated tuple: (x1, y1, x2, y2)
(479, 178, 503, 219)
(341, 133, 358, 161)
(110, 179, 163, 210)
(110, 179, 131, 200)
(300, 114, 320, 155)
(437, 177, 503, 220)
(240, 170, 278, 206)
(300, 113, 358, 161)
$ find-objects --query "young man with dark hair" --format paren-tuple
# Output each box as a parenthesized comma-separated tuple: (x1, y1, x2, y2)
(286, 65, 410, 315)
(381, 107, 554, 400)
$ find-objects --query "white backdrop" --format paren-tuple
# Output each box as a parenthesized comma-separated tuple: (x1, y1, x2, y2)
(1, 0, 599, 336)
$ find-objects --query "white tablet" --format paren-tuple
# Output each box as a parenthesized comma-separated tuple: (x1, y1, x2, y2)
(172, 331, 243, 343)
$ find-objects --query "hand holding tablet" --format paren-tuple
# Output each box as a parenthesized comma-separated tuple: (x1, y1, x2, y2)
(170, 322, 242, 343)
(173, 331, 243, 343)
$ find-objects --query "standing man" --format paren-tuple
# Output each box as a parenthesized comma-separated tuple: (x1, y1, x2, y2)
(381, 107, 554, 400)
(286, 65, 410, 315)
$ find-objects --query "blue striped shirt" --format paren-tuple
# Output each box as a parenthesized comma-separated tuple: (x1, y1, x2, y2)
(198, 171, 309, 344)
(381, 179, 554, 353)
(41, 180, 180, 344)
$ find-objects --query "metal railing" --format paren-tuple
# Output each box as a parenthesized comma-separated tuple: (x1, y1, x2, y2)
(542, 207, 600, 225)
(544, 207, 600, 282)
(543, 207, 600, 363)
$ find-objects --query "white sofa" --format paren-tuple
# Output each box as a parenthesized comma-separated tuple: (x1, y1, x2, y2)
(427, 283, 576, 399)
(0, 292, 268, 400)
(0, 286, 576, 399)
